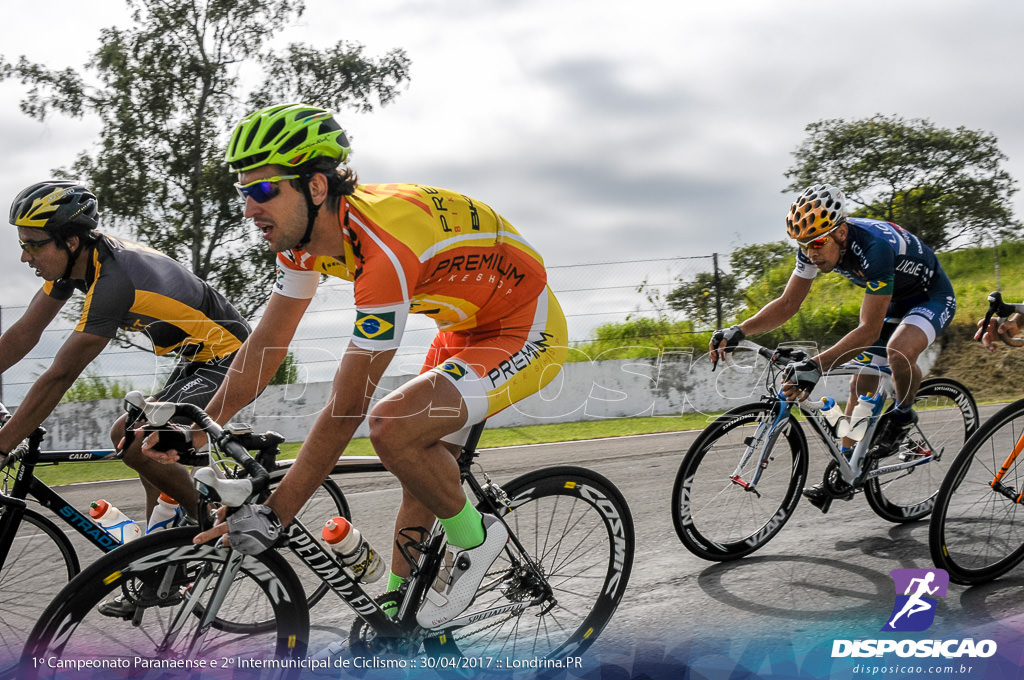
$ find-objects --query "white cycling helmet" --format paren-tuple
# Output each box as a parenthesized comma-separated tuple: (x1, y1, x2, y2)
(786, 184, 847, 241)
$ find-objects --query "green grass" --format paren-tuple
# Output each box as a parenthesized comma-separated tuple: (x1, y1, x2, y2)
(24, 413, 716, 488)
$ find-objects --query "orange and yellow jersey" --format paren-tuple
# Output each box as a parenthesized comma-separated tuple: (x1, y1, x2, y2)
(43, 235, 250, 361)
(273, 184, 548, 350)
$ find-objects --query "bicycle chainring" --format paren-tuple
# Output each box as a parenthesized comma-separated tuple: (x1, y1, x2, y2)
(348, 590, 419, 657)
(821, 460, 855, 498)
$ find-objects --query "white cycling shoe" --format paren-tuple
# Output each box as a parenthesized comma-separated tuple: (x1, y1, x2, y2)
(416, 514, 508, 629)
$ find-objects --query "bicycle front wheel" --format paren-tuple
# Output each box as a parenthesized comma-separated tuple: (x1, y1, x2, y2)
(930, 397, 1024, 585)
(0, 506, 78, 671)
(671, 402, 808, 561)
(426, 466, 634, 665)
(865, 378, 979, 523)
(22, 527, 309, 679)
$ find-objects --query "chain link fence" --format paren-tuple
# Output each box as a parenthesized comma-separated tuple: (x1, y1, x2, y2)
(0, 254, 729, 406)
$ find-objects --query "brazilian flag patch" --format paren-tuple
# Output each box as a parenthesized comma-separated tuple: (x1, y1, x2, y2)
(353, 311, 396, 341)
(438, 362, 467, 380)
(853, 352, 873, 364)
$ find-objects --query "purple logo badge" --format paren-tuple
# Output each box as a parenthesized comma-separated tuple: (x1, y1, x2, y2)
(882, 568, 949, 632)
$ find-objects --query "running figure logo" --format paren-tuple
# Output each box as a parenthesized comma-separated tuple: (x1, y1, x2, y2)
(882, 568, 949, 632)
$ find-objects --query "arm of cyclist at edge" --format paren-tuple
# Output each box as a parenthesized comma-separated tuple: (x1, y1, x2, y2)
(0, 289, 65, 375)
(0, 329, 109, 452)
(976, 313, 1023, 352)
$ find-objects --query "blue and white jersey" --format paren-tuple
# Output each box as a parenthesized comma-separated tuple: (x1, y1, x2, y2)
(793, 218, 945, 301)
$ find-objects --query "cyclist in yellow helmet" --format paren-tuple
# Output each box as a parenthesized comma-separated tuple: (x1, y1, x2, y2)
(147, 103, 567, 628)
(0, 181, 251, 554)
(710, 184, 956, 510)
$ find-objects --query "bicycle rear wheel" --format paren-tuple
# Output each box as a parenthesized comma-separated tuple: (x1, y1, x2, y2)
(930, 398, 1024, 585)
(671, 402, 808, 561)
(425, 466, 633, 665)
(0, 506, 78, 671)
(865, 378, 978, 523)
(22, 527, 309, 679)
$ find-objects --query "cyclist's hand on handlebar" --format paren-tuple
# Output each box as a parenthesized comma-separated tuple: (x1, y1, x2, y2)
(709, 325, 745, 371)
(781, 358, 821, 401)
(194, 504, 284, 554)
(976, 315, 1021, 352)
(133, 423, 209, 465)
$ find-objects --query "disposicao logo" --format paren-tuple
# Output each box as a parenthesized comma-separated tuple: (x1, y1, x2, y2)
(831, 568, 997, 659)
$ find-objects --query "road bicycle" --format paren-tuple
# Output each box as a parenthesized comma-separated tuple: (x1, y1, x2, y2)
(20, 396, 634, 677)
(0, 397, 347, 674)
(671, 339, 979, 561)
(930, 291, 1024, 584)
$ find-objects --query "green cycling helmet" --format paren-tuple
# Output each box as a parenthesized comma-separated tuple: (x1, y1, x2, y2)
(225, 103, 351, 172)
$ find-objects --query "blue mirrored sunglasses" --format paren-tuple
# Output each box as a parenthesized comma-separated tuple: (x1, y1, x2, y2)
(234, 175, 300, 203)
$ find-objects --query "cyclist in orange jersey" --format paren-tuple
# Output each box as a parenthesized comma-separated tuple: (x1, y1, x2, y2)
(153, 103, 567, 628)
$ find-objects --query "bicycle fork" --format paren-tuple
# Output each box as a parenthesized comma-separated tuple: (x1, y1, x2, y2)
(730, 403, 791, 496)
(990, 429, 1024, 503)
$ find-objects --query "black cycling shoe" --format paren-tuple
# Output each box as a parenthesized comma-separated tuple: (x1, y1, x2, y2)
(872, 409, 919, 454)
(802, 483, 853, 513)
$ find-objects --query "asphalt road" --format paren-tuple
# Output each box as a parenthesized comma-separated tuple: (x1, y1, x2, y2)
(12, 405, 1024, 677)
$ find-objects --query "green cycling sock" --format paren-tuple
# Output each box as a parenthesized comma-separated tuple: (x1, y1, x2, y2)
(384, 572, 405, 617)
(438, 496, 485, 550)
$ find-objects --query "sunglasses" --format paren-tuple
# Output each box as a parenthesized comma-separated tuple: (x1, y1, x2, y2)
(19, 236, 56, 254)
(234, 175, 299, 203)
(798, 222, 844, 252)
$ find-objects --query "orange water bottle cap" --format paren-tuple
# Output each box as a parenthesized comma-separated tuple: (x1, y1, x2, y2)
(322, 517, 352, 544)
(89, 499, 110, 518)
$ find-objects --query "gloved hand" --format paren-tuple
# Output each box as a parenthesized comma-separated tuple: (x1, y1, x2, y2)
(709, 325, 745, 371)
(225, 504, 285, 555)
(142, 422, 209, 465)
(782, 358, 822, 400)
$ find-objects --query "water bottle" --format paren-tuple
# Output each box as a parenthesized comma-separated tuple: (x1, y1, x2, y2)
(847, 392, 883, 442)
(322, 517, 384, 583)
(146, 493, 180, 534)
(819, 396, 849, 438)
(90, 499, 142, 543)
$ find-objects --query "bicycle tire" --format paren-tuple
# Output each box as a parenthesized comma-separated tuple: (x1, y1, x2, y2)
(21, 527, 309, 679)
(424, 466, 634, 665)
(865, 377, 979, 523)
(930, 397, 1024, 585)
(0, 506, 78, 672)
(207, 468, 348, 634)
(671, 401, 809, 561)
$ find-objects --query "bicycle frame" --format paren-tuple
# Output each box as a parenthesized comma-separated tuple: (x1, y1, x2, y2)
(734, 356, 940, 493)
(0, 429, 126, 568)
(265, 422, 553, 646)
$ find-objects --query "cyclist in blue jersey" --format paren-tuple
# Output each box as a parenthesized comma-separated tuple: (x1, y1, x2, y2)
(710, 184, 956, 510)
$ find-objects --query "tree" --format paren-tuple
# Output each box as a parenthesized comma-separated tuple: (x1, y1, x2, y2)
(784, 115, 1021, 251)
(664, 241, 792, 327)
(0, 0, 410, 317)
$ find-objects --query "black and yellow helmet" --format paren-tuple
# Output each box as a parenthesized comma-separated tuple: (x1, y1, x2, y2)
(10, 181, 99, 232)
(225, 103, 351, 172)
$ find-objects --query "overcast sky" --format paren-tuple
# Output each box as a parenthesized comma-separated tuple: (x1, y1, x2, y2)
(2, 0, 1023, 310)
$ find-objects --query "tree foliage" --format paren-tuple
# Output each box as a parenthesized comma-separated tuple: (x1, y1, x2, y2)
(665, 241, 793, 327)
(0, 0, 410, 316)
(784, 115, 1020, 251)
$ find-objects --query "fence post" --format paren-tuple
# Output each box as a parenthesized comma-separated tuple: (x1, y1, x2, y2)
(712, 253, 723, 330)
